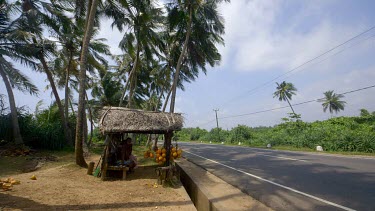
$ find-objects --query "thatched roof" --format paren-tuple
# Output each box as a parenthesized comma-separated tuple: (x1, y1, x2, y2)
(99, 107, 183, 134)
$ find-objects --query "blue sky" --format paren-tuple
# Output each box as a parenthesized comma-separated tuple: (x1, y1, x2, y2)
(2, 0, 375, 130)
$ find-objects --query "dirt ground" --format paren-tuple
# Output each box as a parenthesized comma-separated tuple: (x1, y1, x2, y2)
(0, 153, 195, 211)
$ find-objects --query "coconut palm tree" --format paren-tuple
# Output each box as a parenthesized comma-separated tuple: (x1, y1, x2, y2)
(318, 90, 346, 116)
(0, 3, 39, 144)
(17, 0, 76, 146)
(107, 0, 164, 108)
(273, 81, 298, 115)
(0, 59, 39, 145)
(51, 21, 111, 148)
(75, 0, 100, 168)
(168, 0, 228, 113)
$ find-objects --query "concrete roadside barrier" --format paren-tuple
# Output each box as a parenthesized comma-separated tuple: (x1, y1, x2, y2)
(176, 159, 272, 211)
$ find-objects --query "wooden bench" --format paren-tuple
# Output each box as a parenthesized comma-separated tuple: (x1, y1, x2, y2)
(101, 165, 129, 180)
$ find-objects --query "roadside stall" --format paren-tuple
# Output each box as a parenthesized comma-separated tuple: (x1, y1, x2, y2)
(98, 107, 183, 181)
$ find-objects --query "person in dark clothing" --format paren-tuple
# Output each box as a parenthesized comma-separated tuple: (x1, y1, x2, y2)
(117, 137, 137, 171)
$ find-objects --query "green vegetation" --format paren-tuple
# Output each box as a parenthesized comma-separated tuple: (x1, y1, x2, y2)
(1, 0, 227, 166)
(176, 110, 375, 153)
(0, 105, 75, 150)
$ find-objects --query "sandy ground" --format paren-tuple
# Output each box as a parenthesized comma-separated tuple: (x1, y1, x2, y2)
(0, 155, 195, 211)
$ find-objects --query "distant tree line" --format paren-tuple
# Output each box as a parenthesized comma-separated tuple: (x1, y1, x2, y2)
(175, 109, 375, 153)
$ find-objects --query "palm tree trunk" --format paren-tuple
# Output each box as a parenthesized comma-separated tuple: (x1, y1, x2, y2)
(85, 93, 94, 147)
(127, 70, 137, 108)
(127, 44, 140, 109)
(75, 0, 98, 168)
(64, 51, 73, 126)
(162, 86, 173, 112)
(119, 39, 140, 107)
(83, 109, 88, 146)
(118, 66, 134, 107)
(155, 88, 164, 111)
(169, 6, 192, 113)
(69, 97, 75, 116)
(64, 67, 70, 123)
(146, 134, 152, 147)
(39, 55, 72, 146)
(286, 98, 296, 115)
(0, 65, 23, 145)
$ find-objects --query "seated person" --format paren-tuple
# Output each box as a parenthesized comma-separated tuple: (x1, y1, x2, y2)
(117, 138, 138, 172)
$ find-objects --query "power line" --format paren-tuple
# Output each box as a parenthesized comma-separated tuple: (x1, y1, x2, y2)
(282, 32, 375, 81)
(199, 84, 375, 123)
(194, 27, 375, 128)
(219, 25, 375, 107)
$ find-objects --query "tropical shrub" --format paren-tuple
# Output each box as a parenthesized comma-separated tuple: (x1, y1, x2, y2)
(178, 113, 375, 153)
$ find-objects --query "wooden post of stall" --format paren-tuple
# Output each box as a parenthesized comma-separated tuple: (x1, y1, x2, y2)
(87, 161, 95, 175)
(101, 140, 110, 181)
(165, 131, 173, 166)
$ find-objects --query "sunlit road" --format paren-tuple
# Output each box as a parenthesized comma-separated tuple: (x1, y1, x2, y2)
(179, 142, 375, 211)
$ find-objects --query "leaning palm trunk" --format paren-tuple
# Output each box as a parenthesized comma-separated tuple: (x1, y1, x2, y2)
(169, 6, 192, 113)
(119, 42, 140, 107)
(286, 98, 296, 115)
(39, 55, 72, 146)
(64, 52, 73, 126)
(155, 88, 164, 111)
(64, 67, 70, 124)
(75, 0, 98, 168)
(0, 65, 23, 145)
(69, 97, 75, 116)
(127, 72, 137, 108)
(85, 93, 94, 147)
(146, 134, 152, 147)
(162, 86, 173, 112)
(118, 68, 134, 107)
(127, 44, 140, 109)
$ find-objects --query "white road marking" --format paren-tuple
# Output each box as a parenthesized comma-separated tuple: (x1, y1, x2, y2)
(256, 154, 308, 162)
(184, 150, 356, 211)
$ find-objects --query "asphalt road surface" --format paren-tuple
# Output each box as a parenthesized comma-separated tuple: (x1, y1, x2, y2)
(179, 142, 375, 211)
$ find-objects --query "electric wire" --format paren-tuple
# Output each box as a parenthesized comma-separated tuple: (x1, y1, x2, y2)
(218, 25, 375, 108)
(196, 84, 375, 126)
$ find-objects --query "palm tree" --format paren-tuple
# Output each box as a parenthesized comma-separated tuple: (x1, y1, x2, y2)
(0, 58, 39, 145)
(51, 22, 111, 148)
(18, 0, 75, 146)
(107, 0, 164, 108)
(0, 2, 39, 145)
(168, 0, 228, 113)
(75, 0, 99, 168)
(318, 90, 346, 116)
(273, 81, 298, 115)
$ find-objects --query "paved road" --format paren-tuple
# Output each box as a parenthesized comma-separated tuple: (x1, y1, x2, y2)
(179, 142, 375, 211)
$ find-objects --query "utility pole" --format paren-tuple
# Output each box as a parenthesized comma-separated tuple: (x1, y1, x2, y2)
(213, 109, 220, 142)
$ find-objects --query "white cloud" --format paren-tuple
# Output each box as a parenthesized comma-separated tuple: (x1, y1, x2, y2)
(218, 0, 367, 72)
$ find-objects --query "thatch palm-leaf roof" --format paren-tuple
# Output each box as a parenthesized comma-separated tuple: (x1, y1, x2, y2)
(99, 107, 183, 134)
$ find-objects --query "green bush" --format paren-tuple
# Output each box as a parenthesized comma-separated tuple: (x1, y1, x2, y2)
(178, 114, 375, 153)
(0, 105, 76, 150)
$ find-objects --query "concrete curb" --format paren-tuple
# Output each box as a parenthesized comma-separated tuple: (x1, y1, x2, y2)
(174, 181, 198, 211)
(176, 159, 273, 211)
